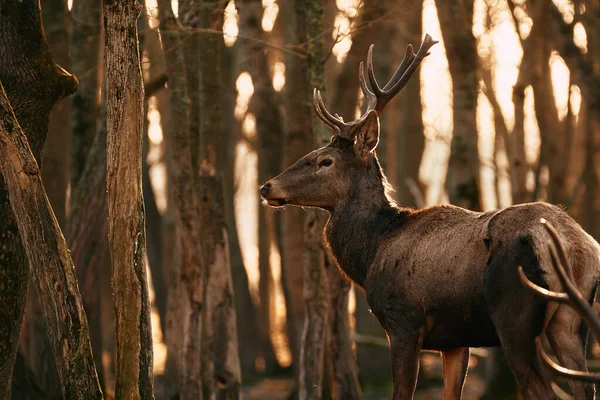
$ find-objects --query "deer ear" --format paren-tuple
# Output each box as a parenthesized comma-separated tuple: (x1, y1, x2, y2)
(354, 110, 380, 160)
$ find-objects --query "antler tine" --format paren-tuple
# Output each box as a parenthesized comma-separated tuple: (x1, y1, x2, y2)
(313, 88, 344, 134)
(366, 44, 383, 96)
(374, 34, 438, 113)
(382, 44, 416, 92)
(359, 61, 377, 112)
(542, 220, 600, 339)
(361, 34, 438, 114)
(536, 338, 600, 383)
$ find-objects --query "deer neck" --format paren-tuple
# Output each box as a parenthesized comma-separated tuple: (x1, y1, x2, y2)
(324, 175, 411, 288)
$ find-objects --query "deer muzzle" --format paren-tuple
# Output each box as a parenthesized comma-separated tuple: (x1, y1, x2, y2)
(260, 182, 287, 207)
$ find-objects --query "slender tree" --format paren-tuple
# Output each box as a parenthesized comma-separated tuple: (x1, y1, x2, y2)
(103, 0, 154, 397)
(294, 0, 330, 398)
(198, 2, 242, 397)
(237, 0, 284, 373)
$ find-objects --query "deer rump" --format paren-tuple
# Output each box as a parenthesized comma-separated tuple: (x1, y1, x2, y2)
(344, 201, 600, 351)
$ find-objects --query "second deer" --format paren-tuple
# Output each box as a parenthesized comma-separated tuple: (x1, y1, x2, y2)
(260, 34, 600, 400)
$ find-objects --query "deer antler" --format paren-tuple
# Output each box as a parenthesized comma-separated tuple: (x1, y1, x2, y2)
(313, 34, 438, 139)
(518, 219, 600, 382)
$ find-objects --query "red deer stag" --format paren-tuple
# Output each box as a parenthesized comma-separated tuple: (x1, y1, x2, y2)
(260, 34, 600, 400)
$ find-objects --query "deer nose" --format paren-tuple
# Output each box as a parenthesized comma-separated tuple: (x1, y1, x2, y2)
(260, 183, 271, 198)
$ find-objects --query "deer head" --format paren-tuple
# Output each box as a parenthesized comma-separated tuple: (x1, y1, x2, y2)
(260, 35, 438, 210)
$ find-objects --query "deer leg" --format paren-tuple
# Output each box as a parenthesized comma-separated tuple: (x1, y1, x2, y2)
(441, 347, 469, 400)
(389, 330, 423, 400)
(546, 305, 596, 400)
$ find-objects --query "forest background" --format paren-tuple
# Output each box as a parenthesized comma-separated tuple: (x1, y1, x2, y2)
(0, 0, 598, 399)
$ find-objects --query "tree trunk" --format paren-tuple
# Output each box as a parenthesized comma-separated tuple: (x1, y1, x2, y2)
(395, 1, 425, 208)
(222, 34, 259, 377)
(437, 0, 481, 210)
(326, 264, 361, 399)
(294, 0, 330, 398)
(279, 0, 309, 381)
(157, 1, 205, 397)
(0, 0, 78, 396)
(0, 79, 102, 398)
(103, 1, 154, 398)
(198, 3, 242, 398)
(69, 0, 101, 188)
(237, 0, 284, 374)
(26, 1, 71, 397)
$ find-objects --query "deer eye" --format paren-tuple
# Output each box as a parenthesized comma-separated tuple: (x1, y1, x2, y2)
(319, 159, 333, 167)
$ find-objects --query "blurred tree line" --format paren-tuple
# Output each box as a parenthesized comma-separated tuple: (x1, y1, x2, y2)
(0, 0, 599, 399)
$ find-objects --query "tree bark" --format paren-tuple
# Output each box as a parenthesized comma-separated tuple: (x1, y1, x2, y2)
(26, 1, 71, 397)
(157, 1, 205, 397)
(69, 0, 101, 188)
(103, 1, 154, 398)
(0, 0, 78, 396)
(0, 80, 102, 398)
(437, 0, 481, 210)
(197, 3, 242, 398)
(294, 0, 330, 398)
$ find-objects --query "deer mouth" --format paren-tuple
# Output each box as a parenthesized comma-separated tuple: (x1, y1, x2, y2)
(266, 198, 287, 207)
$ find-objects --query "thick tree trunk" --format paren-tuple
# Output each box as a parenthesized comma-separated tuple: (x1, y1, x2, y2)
(198, 3, 241, 398)
(437, 0, 481, 210)
(103, 1, 154, 398)
(294, 1, 330, 398)
(0, 0, 78, 396)
(157, 1, 205, 397)
(69, 0, 101, 188)
(0, 80, 102, 398)
(26, 1, 71, 397)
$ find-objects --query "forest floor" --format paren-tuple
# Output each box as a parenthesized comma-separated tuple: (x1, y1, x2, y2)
(240, 353, 487, 400)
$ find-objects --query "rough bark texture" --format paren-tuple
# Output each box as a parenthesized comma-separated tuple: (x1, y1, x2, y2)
(295, 0, 330, 398)
(198, 3, 242, 398)
(0, 80, 102, 398)
(157, 1, 205, 397)
(27, 1, 71, 397)
(69, 0, 101, 188)
(237, 0, 283, 373)
(0, 0, 78, 396)
(103, 1, 154, 398)
(437, 0, 481, 210)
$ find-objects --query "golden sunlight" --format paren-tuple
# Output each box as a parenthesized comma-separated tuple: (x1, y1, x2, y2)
(262, 0, 279, 33)
(549, 52, 570, 122)
(235, 72, 255, 120)
(224, 1, 239, 47)
(420, 0, 453, 206)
